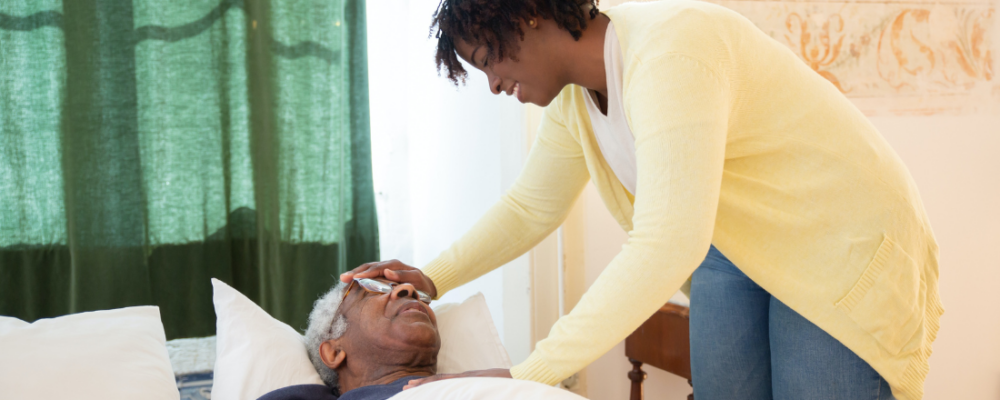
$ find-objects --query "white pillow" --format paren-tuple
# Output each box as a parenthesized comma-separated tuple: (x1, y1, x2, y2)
(210, 279, 510, 399)
(0, 306, 180, 400)
(211, 278, 325, 400)
(434, 292, 512, 373)
(391, 377, 587, 400)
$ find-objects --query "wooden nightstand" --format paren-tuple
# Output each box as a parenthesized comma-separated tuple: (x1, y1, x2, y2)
(624, 302, 693, 400)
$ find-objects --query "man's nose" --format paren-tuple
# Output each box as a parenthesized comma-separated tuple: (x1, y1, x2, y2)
(390, 282, 420, 301)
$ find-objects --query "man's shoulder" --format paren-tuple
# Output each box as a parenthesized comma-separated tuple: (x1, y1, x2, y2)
(257, 384, 338, 400)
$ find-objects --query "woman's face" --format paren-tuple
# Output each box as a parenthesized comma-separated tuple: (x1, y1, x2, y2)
(454, 20, 567, 107)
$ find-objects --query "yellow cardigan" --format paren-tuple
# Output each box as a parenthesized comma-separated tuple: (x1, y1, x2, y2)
(422, 1, 942, 398)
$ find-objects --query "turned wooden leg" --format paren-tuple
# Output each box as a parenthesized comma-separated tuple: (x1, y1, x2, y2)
(687, 379, 694, 400)
(628, 358, 646, 400)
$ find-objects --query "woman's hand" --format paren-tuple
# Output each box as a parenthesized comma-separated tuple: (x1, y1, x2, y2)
(340, 260, 438, 299)
(402, 369, 512, 390)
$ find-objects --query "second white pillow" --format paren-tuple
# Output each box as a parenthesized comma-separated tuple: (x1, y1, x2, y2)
(434, 292, 512, 374)
(211, 278, 325, 400)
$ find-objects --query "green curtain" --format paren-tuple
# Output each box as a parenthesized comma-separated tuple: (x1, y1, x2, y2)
(0, 0, 378, 339)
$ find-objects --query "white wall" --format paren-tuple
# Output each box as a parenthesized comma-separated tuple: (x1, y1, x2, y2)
(365, 0, 532, 362)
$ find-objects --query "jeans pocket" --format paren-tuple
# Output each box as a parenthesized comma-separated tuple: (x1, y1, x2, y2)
(835, 235, 925, 356)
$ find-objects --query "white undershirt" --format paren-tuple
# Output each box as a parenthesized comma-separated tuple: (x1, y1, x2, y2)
(583, 21, 637, 195)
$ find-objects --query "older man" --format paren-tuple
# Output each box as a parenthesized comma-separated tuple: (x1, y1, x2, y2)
(258, 278, 440, 400)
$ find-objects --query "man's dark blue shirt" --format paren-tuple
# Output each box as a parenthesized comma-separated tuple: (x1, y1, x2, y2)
(256, 376, 423, 400)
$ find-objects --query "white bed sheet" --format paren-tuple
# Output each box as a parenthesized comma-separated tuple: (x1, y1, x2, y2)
(391, 377, 588, 400)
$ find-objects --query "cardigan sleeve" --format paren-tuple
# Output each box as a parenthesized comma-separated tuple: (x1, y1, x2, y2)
(510, 54, 730, 383)
(421, 100, 591, 297)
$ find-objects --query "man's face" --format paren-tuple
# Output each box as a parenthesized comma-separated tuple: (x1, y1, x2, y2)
(336, 279, 440, 363)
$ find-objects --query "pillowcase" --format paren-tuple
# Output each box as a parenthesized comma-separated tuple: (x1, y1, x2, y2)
(211, 278, 325, 400)
(392, 377, 588, 400)
(0, 306, 180, 400)
(210, 279, 510, 400)
(433, 292, 512, 373)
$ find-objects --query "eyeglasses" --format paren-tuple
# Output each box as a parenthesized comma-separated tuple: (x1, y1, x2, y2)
(341, 278, 432, 304)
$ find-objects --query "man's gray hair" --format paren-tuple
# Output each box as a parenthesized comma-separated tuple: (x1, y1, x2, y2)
(304, 281, 350, 390)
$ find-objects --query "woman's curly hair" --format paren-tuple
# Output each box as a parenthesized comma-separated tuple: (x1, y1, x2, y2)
(431, 0, 599, 85)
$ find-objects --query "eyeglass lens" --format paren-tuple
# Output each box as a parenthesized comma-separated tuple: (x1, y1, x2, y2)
(357, 279, 431, 303)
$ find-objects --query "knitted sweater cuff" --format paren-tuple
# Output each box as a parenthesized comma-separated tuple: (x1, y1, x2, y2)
(420, 257, 459, 300)
(510, 351, 563, 386)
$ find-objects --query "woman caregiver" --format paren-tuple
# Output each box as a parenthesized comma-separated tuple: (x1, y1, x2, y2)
(342, 0, 942, 398)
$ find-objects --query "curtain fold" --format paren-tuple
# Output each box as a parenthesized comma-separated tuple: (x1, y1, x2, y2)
(0, 0, 377, 339)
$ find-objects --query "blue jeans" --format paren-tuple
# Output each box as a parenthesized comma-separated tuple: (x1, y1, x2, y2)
(689, 245, 895, 400)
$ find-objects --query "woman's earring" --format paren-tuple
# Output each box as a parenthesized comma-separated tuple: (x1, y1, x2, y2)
(528, 19, 536, 27)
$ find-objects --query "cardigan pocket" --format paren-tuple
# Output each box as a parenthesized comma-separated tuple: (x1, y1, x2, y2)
(835, 236, 925, 356)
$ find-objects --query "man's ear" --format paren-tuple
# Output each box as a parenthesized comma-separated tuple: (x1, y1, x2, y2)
(319, 340, 347, 370)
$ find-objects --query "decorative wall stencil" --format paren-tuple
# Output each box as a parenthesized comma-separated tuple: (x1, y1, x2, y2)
(710, 0, 999, 115)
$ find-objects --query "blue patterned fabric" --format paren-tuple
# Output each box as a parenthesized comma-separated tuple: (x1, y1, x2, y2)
(177, 372, 213, 400)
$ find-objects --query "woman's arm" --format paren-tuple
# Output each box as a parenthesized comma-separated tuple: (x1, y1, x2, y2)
(420, 100, 592, 297)
(511, 54, 730, 384)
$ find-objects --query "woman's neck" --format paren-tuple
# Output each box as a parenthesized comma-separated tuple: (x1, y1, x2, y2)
(564, 13, 611, 98)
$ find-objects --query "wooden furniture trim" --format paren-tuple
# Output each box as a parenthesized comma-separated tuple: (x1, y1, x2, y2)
(625, 302, 693, 400)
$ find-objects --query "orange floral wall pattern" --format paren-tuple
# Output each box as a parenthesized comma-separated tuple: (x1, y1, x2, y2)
(709, 0, 999, 115)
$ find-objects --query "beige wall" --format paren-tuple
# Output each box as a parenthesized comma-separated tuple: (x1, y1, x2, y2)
(568, 115, 1000, 399)
(874, 116, 1000, 400)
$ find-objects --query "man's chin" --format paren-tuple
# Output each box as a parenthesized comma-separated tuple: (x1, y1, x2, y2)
(391, 325, 440, 349)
